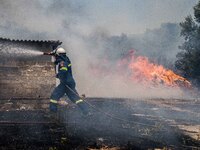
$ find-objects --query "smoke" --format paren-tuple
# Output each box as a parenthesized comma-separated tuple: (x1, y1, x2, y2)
(0, 45, 43, 58)
(0, 0, 198, 99)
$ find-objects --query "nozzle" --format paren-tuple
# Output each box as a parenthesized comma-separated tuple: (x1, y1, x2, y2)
(43, 52, 52, 55)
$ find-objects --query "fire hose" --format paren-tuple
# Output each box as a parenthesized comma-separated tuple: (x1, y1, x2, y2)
(43, 51, 163, 129)
(64, 84, 163, 129)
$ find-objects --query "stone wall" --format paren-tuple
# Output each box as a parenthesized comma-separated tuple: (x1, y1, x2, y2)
(0, 39, 61, 100)
(0, 62, 55, 99)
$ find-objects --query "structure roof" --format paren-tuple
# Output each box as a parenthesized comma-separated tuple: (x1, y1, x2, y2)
(0, 37, 62, 46)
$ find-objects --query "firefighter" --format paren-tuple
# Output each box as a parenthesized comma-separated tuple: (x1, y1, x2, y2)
(49, 47, 89, 116)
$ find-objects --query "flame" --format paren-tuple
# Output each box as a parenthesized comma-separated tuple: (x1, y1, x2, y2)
(118, 50, 191, 88)
(90, 50, 191, 89)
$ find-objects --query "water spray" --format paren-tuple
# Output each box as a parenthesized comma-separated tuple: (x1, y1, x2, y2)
(0, 46, 44, 58)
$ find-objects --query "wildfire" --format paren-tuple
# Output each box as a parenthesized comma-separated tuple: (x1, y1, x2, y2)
(90, 50, 191, 89)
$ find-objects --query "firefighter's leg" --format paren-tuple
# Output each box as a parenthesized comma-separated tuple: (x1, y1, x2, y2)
(65, 83, 89, 115)
(50, 84, 66, 112)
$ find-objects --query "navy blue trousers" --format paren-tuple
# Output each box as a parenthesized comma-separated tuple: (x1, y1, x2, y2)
(50, 82, 88, 114)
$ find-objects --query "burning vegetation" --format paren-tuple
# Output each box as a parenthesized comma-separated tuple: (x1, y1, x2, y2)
(90, 50, 191, 90)
(1, 0, 200, 149)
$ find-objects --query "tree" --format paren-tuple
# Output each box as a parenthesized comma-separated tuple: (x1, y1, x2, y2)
(175, 1, 200, 87)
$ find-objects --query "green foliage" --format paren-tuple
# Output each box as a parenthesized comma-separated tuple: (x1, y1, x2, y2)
(176, 1, 200, 86)
(194, 1, 200, 23)
(180, 15, 197, 40)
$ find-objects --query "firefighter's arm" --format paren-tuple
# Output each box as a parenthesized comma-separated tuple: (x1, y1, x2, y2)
(57, 61, 68, 82)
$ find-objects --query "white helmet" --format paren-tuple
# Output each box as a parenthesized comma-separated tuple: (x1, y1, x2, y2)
(56, 47, 66, 54)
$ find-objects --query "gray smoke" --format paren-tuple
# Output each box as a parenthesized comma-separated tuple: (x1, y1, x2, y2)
(0, 0, 198, 99)
(1, 1, 199, 148)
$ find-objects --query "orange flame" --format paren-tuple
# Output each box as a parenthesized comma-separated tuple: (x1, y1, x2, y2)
(117, 50, 191, 88)
(90, 50, 191, 89)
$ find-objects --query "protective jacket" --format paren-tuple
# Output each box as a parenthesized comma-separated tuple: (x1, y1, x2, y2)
(49, 54, 89, 115)
(55, 55, 75, 85)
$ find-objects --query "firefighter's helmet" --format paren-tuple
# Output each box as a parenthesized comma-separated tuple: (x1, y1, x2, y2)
(56, 47, 66, 54)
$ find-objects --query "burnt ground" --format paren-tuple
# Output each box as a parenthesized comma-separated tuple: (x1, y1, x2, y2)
(0, 98, 200, 149)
